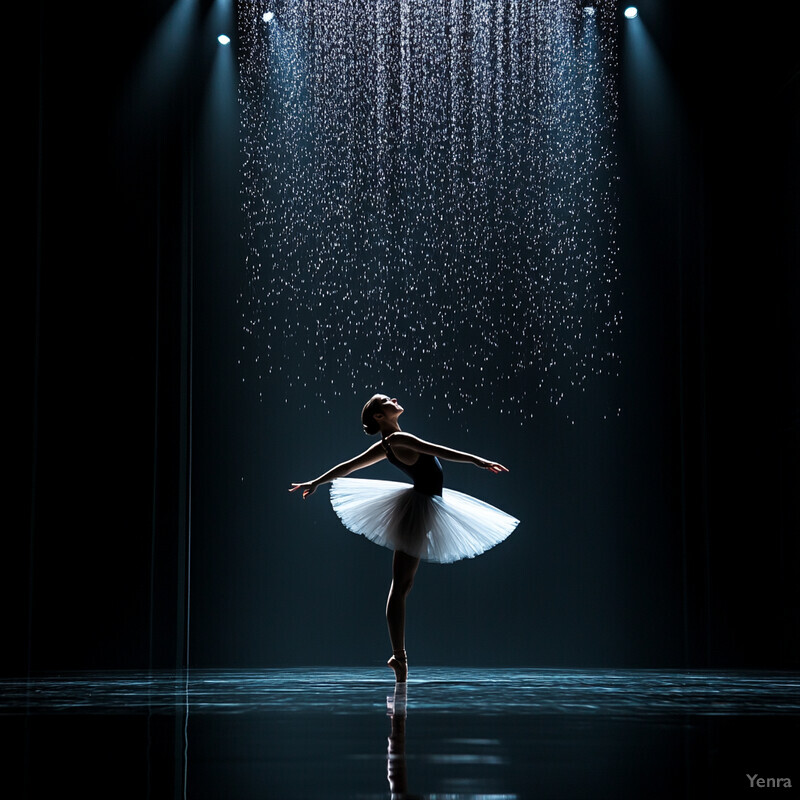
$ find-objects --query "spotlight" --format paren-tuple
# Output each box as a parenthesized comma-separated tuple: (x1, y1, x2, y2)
(263, 11, 275, 22)
(217, 34, 231, 45)
(624, 6, 638, 18)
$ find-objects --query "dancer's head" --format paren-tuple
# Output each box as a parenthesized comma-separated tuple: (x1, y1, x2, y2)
(362, 394, 403, 435)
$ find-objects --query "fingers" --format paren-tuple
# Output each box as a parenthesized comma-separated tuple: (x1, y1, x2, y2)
(290, 482, 316, 498)
(488, 463, 509, 473)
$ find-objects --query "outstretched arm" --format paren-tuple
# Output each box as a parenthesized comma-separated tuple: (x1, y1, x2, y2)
(384, 432, 509, 473)
(289, 441, 387, 498)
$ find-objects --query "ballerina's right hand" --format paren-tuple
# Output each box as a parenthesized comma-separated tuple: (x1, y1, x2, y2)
(289, 482, 317, 499)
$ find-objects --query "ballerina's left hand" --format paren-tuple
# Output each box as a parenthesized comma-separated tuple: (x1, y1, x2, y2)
(289, 481, 317, 498)
(480, 460, 509, 474)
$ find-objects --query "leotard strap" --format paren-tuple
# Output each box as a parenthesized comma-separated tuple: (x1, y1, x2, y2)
(380, 432, 399, 456)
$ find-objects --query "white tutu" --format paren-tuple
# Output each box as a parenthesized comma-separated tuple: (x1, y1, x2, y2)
(329, 478, 519, 563)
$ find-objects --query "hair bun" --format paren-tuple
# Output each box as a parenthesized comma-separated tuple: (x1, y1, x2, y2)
(361, 394, 384, 435)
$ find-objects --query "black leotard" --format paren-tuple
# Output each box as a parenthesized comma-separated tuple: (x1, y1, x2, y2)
(381, 435, 444, 497)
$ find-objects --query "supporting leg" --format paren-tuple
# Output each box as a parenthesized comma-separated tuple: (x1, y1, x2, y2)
(386, 550, 420, 682)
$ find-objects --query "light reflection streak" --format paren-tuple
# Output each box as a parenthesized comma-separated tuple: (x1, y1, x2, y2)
(5, 668, 799, 717)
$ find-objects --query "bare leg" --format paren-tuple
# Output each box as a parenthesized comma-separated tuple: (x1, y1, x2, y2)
(386, 550, 420, 682)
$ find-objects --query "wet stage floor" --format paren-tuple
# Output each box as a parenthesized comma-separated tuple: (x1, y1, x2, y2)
(4, 668, 799, 798)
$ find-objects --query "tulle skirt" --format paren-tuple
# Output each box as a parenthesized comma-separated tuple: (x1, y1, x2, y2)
(329, 478, 519, 563)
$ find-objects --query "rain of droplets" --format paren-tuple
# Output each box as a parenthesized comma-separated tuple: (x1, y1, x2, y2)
(236, 0, 621, 420)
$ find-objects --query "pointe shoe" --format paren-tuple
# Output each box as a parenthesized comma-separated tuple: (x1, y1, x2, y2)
(387, 650, 408, 683)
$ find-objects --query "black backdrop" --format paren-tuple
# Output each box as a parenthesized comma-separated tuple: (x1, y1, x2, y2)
(14, 0, 798, 675)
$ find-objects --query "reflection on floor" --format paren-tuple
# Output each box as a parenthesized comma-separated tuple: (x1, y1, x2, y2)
(5, 668, 799, 799)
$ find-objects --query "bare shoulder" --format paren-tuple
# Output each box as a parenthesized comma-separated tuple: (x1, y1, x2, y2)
(357, 440, 387, 459)
(345, 440, 388, 471)
(384, 431, 421, 447)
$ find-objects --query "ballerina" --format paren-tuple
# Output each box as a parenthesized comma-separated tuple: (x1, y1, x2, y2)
(290, 393, 519, 682)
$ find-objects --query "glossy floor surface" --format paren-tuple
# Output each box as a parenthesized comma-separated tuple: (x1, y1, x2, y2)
(5, 668, 799, 798)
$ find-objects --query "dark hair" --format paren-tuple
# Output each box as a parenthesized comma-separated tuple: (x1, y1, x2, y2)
(361, 394, 385, 436)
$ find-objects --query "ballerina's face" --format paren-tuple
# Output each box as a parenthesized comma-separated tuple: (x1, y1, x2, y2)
(375, 395, 403, 421)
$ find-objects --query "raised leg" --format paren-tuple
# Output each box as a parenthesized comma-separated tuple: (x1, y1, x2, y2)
(386, 550, 420, 682)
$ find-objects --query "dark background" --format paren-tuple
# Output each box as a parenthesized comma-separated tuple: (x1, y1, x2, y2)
(14, 0, 798, 675)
